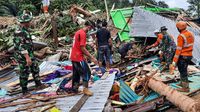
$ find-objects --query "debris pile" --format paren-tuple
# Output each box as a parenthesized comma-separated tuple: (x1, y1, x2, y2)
(0, 5, 200, 112)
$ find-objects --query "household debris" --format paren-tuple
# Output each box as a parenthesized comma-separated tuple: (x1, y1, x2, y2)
(0, 4, 200, 112)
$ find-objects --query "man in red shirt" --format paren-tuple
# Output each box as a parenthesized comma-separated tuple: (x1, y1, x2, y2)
(70, 21, 98, 96)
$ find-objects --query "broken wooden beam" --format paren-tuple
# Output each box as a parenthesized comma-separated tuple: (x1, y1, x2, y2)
(148, 78, 199, 112)
(40, 104, 55, 112)
(69, 95, 89, 112)
(70, 5, 92, 17)
(16, 101, 56, 111)
(0, 99, 37, 108)
(0, 95, 23, 105)
(123, 96, 164, 112)
(31, 92, 82, 102)
(7, 70, 54, 87)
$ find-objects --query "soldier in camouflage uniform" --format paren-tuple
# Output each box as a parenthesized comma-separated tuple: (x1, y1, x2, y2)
(159, 26, 176, 69)
(13, 11, 43, 95)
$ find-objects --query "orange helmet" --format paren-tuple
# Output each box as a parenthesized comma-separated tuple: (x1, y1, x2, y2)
(176, 21, 187, 30)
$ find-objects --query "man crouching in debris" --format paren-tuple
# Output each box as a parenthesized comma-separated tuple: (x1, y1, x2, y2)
(146, 26, 176, 70)
(170, 21, 194, 92)
(13, 11, 45, 95)
(69, 21, 98, 96)
(117, 41, 133, 62)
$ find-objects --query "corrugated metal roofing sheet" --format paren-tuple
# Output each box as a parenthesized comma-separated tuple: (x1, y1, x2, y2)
(0, 63, 115, 112)
(129, 7, 200, 64)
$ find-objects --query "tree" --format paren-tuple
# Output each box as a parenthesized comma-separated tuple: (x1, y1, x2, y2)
(0, 0, 17, 16)
(157, 1, 169, 8)
(187, 0, 200, 18)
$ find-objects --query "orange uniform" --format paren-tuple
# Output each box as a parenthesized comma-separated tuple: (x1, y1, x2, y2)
(173, 30, 194, 63)
(152, 33, 163, 47)
(152, 33, 174, 47)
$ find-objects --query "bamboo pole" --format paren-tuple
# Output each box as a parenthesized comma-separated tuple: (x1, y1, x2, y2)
(104, 0, 109, 22)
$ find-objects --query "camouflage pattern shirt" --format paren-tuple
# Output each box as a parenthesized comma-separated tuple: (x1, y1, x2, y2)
(13, 27, 34, 63)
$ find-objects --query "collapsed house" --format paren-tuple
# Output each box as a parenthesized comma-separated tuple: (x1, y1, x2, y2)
(0, 6, 200, 112)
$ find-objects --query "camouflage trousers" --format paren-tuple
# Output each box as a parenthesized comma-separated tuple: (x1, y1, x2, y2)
(161, 48, 176, 68)
(18, 59, 41, 91)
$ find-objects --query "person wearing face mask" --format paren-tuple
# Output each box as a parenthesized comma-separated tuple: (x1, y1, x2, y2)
(170, 21, 194, 92)
(146, 27, 176, 70)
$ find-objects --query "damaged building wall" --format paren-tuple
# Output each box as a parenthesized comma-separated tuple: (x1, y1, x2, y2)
(129, 7, 200, 64)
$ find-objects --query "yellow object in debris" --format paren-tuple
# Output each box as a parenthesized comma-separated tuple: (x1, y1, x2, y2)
(130, 77, 138, 91)
(50, 107, 61, 112)
(125, 81, 130, 86)
(111, 100, 125, 105)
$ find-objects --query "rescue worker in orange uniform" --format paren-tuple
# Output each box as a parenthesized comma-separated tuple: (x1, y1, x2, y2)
(146, 27, 176, 70)
(170, 21, 194, 92)
(146, 29, 163, 49)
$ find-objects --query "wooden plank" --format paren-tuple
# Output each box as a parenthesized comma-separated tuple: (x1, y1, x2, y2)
(0, 99, 37, 108)
(0, 95, 23, 105)
(0, 75, 13, 83)
(7, 70, 54, 87)
(40, 104, 55, 112)
(125, 67, 143, 82)
(123, 97, 164, 112)
(16, 101, 56, 111)
(31, 92, 82, 102)
(69, 95, 89, 112)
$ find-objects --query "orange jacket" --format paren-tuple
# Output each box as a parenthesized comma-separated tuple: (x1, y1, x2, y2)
(173, 30, 194, 63)
(152, 33, 163, 47)
(152, 33, 174, 47)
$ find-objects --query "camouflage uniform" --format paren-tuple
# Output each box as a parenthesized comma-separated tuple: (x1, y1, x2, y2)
(13, 27, 41, 93)
(159, 34, 176, 68)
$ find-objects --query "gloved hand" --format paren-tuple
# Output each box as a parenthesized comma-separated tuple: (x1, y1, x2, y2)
(159, 51, 163, 59)
(169, 63, 176, 75)
(161, 61, 166, 65)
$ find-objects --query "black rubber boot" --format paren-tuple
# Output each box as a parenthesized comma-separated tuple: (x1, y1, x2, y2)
(35, 80, 42, 86)
(35, 80, 47, 90)
(22, 87, 29, 95)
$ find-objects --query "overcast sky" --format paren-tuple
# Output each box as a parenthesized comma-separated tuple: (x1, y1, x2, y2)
(156, 0, 189, 9)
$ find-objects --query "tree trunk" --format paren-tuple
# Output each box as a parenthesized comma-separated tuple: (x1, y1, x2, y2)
(197, 3, 200, 18)
(148, 78, 199, 112)
(104, 0, 109, 22)
(51, 15, 58, 47)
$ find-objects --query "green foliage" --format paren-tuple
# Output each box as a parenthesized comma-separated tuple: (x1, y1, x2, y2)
(157, 1, 169, 8)
(19, 4, 37, 15)
(187, 0, 200, 18)
(0, 0, 170, 17)
(0, 27, 16, 51)
(0, 0, 18, 16)
(56, 15, 79, 37)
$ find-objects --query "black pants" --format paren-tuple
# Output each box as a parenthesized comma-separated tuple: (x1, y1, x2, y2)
(72, 61, 91, 90)
(177, 56, 192, 82)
